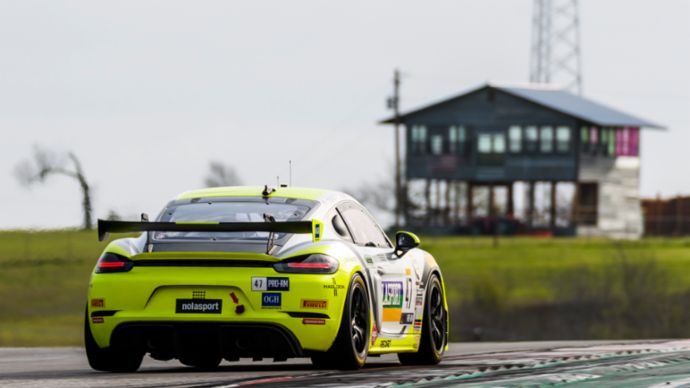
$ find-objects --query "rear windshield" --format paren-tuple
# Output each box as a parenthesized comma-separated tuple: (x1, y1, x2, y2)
(152, 198, 315, 242)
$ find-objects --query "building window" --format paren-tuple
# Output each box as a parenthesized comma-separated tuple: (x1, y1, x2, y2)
(448, 126, 457, 153)
(556, 126, 571, 153)
(411, 125, 427, 154)
(478, 133, 505, 154)
(540, 126, 553, 153)
(580, 126, 589, 153)
(448, 125, 467, 155)
(509, 125, 522, 153)
(478, 134, 492, 154)
(431, 135, 443, 155)
(525, 126, 538, 152)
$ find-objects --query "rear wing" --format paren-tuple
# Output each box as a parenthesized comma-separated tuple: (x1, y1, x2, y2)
(97, 219, 324, 243)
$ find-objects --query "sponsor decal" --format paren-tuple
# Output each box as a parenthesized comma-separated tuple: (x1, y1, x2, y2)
(405, 267, 412, 276)
(261, 293, 281, 308)
(229, 292, 239, 304)
(176, 299, 222, 314)
(382, 281, 403, 308)
(315, 224, 321, 239)
(365, 257, 374, 264)
(323, 278, 345, 296)
(302, 318, 326, 325)
(252, 277, 289, 291)
(379, 339, 392, 348)
(371, 324, 379, 346)
(415, 295, 424, 307)
(92, 317, 104, 324)
(383, 308, 401, 322)
(400, 312, 414, 325)
(301, 299, 328, 309)
(414, 319, 422, 330)
(91, 298, 104, 308)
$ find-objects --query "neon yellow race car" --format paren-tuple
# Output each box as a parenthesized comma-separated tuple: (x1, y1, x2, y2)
(85, 186, 448, 372)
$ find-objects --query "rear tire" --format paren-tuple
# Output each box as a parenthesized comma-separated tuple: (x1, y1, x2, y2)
(311, 273, 370, 370)
(84, 309, 144, 372)
(398, 274, 447, 365)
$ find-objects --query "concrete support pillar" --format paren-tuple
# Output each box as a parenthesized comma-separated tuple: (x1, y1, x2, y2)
(424, 179, 431, 225)
(507, 182, 514, 217)
(571, 181, 580, 226)
(434, 180, 441, 226)
(466, 182, 474, 223)
(527, 181, 535, 227)
(444, 179, 452, 226)
(455, 181, 462, 224)
(489, 184, 496, 217)
(550, 181, 557, 229)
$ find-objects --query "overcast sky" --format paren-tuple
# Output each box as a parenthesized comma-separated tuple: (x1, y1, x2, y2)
(0, 0, 688, 229)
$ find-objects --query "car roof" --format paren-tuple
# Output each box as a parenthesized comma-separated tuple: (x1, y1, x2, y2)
(175, 186, 352, 203)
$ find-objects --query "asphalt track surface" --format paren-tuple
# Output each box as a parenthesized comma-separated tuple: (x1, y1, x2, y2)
(4, 340, 690, 387)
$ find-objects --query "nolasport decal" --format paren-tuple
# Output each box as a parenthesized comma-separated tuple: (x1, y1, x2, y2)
(176, 299, 222, 314)
(262, 293, 281, 308)
(382, 281, 403, 308)
(252, 277, 289, 291)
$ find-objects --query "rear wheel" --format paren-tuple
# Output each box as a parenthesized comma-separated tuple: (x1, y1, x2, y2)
(311, 273, 370, 370)
(398, 274, 447, 365)
(84, 309, 144, 372)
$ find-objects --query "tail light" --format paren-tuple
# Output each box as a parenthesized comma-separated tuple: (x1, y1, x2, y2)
(96, 253, 134, 273)
(273, 254, 338, 274)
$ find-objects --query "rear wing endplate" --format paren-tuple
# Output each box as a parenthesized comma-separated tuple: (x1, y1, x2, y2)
(97, 219, 324, 243)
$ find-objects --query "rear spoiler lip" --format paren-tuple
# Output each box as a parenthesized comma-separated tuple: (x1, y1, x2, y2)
(97, 219, 322, 242)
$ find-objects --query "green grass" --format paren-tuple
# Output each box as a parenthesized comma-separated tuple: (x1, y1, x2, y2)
(1, 231, 690, 345)
(0, 230, 108, 346)
(426, 236, 690, 304)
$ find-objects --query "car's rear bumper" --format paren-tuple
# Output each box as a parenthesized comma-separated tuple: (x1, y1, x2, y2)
(86, 266, 349, 353)
(110, 321, 304, 360)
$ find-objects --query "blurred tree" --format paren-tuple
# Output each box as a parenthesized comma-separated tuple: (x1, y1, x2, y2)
(204, 161, 243, 187)
(14, 146, 93, 229)
(106, 210, 122, 221)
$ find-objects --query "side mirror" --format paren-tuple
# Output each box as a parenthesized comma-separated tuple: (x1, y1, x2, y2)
(141, 213, 149, 222)
(395, 231, 420, 256)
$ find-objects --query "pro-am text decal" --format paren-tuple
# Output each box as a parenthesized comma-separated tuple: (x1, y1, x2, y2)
(252, 277, 289, 291)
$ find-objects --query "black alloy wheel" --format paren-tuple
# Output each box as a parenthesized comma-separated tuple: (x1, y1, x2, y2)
(398, 274, 447, 365)
(311, 273, 370, 370)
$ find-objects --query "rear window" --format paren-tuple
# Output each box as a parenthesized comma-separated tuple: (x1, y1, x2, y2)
(153, 198, 314, 242)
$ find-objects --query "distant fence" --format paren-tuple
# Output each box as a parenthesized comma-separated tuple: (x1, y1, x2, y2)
(642, 196, 690, 236)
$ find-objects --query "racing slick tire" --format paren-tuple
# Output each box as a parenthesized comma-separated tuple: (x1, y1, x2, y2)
(398, 274, 447, 365)
(84, 309, 144, 372)
(311, 273, 370, 370)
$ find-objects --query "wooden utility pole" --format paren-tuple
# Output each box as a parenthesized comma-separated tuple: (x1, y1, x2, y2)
(388, 69, 402, 227)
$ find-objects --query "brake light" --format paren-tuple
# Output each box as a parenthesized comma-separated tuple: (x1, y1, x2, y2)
(287, 262, 331, 269)
(273, 254, 338, 274)
(96, 253, 134, 273)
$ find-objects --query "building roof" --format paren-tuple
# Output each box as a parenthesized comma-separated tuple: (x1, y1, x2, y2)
(380, 83, 665, 129)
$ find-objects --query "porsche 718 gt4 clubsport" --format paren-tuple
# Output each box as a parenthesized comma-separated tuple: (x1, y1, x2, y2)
(85, 186, 448, 371)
